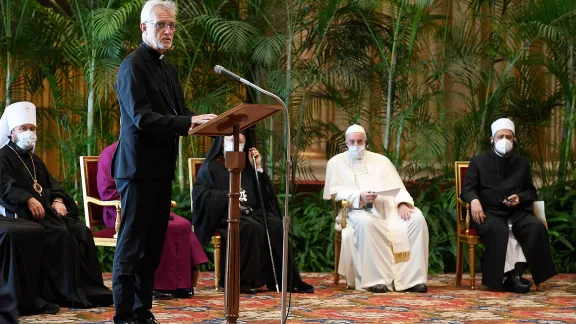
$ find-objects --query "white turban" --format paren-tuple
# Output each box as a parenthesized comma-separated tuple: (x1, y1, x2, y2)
(0, 101, 37, 148)
(491, 118, 515, 137)
(345, 124, 366, 136)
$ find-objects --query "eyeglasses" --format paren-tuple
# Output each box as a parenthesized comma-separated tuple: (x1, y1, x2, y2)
(146, 21, 177, 31)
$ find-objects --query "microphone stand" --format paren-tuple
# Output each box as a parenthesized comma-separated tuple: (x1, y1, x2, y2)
(251, 153, 280, 293)
(240, 81, 291, 323)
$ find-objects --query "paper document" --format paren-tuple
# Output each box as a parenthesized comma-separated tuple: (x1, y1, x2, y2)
(375, 188, 400, 197)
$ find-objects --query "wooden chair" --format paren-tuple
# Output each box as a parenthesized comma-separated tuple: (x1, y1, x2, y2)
(80, 156, 179, 247)
(454, 161, 480, 289)
(188, 157, 222, 291)
(332, 196, 348, 286)
(454, 161, 548, 289)
(79, 156, 120, 247)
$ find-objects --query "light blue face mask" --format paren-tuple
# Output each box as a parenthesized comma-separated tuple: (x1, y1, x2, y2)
(16, 130, 37, 151)
(224, 140, 245, 152)
(347, 145, 366, 159)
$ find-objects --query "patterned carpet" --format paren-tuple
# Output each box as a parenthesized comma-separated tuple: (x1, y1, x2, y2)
(19, 272, 576, 323)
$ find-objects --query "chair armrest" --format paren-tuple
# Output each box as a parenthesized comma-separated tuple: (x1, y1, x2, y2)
(86, 196, 121, 207)
(86, 197, 122, 236)
(456, 198, 472, 234)
(340, 200, 348, 229)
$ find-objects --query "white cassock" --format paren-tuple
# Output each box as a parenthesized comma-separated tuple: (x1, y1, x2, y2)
(324, 151, 429, 291)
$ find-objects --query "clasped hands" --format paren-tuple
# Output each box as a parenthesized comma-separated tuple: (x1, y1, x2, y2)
(188, 114, 218, 134)
(26, 197, 67, 219)
(360, 191, 414, 221)
(471, 194, 519, 224)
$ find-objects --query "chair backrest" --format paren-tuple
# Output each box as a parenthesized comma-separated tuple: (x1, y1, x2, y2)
(188, 158, 205, 214)
(80, 156, 104, 231)
(454, 161, 470, 233)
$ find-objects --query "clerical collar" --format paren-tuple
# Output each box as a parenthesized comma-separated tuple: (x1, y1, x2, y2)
(142, 42, 165, 60)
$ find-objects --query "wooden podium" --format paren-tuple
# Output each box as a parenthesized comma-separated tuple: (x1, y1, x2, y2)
(190, 103, 282, 324)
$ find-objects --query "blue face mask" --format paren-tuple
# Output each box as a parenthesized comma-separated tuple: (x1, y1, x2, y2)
(347, 145, 366, 159)
(16, 130, 37, 151)
(224, 140, 244, 152)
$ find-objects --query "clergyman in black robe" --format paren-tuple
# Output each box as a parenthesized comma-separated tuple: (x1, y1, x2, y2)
(192, 129, 313, 294)
(0, 101, 113, 309)
(461, 118, 557, 292)
(0, 275, 17, 324)
(0, 217, 61, 316)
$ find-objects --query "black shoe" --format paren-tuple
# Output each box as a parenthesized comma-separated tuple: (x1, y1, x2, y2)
(138, 318, 160, 324)
(291, 281, 314, 293)
(19, 302, 61, 316)
(172, 289, 194, 298)
(404, 283, 428, 293)
(152, 290, 174, 300)
(42, 303, 61, 314)
(520, 277, 533, 288)
(240, 286, 257, 294)
(503, 275, 531, 293)
(369, 284, 388, 293)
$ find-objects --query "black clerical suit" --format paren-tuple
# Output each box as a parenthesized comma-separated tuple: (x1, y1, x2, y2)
(112, 42, 195, 323)
(0, 141, 113, 309)
(192, 133, 312, 293)
(461, 150, 557, 290)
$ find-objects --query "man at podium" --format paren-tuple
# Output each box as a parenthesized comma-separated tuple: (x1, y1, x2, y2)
(192, 129, 314, 294)
(111, 1, 216, 323)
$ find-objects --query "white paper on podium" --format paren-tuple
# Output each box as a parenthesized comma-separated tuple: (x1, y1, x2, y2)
(375, 188, 400, 197)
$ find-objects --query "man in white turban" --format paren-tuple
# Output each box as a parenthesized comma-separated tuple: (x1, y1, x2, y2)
(461, 118, 557, 293)
(323, 124, 429, 293)
(0, 101, 113, 309)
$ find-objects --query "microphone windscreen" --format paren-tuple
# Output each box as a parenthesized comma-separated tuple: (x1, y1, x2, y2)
(214, 65, 223, 74)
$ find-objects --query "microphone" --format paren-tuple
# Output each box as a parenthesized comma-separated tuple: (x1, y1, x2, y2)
(213, 64, 292, 322)
(214, 65, 242, 82)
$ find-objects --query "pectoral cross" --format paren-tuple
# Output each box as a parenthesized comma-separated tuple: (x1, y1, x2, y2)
(239, 189, 247, 203)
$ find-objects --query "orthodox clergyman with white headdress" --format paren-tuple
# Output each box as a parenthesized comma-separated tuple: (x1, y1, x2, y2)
(323, 124, 429, 293)
(0, 102, 113, 308)
(461, 118, 557, 292)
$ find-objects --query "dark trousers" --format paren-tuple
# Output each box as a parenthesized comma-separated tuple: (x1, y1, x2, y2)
(112, 179, 172, 323)
(476, 210, 557, 290)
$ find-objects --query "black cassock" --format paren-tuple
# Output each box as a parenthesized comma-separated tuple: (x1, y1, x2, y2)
(0, 217, 49, 315)
(0, 141, 113, 308)
(192, 134, 304, 290)
(461, 150, 557, 290)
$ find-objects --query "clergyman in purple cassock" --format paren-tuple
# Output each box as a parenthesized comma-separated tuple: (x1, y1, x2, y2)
(97, 141, 208, 299)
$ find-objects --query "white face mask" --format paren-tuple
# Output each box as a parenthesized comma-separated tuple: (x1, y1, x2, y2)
(224, 141, 245, 153)
(494, 138, 513, 155)
(347, 145, 366, 159)
(15, 130, 37, 151)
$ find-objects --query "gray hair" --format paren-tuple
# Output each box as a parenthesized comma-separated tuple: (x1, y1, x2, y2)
(140, 0, 177, 23)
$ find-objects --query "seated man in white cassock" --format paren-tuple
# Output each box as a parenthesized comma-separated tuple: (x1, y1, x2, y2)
(323, 124, 429, 293)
